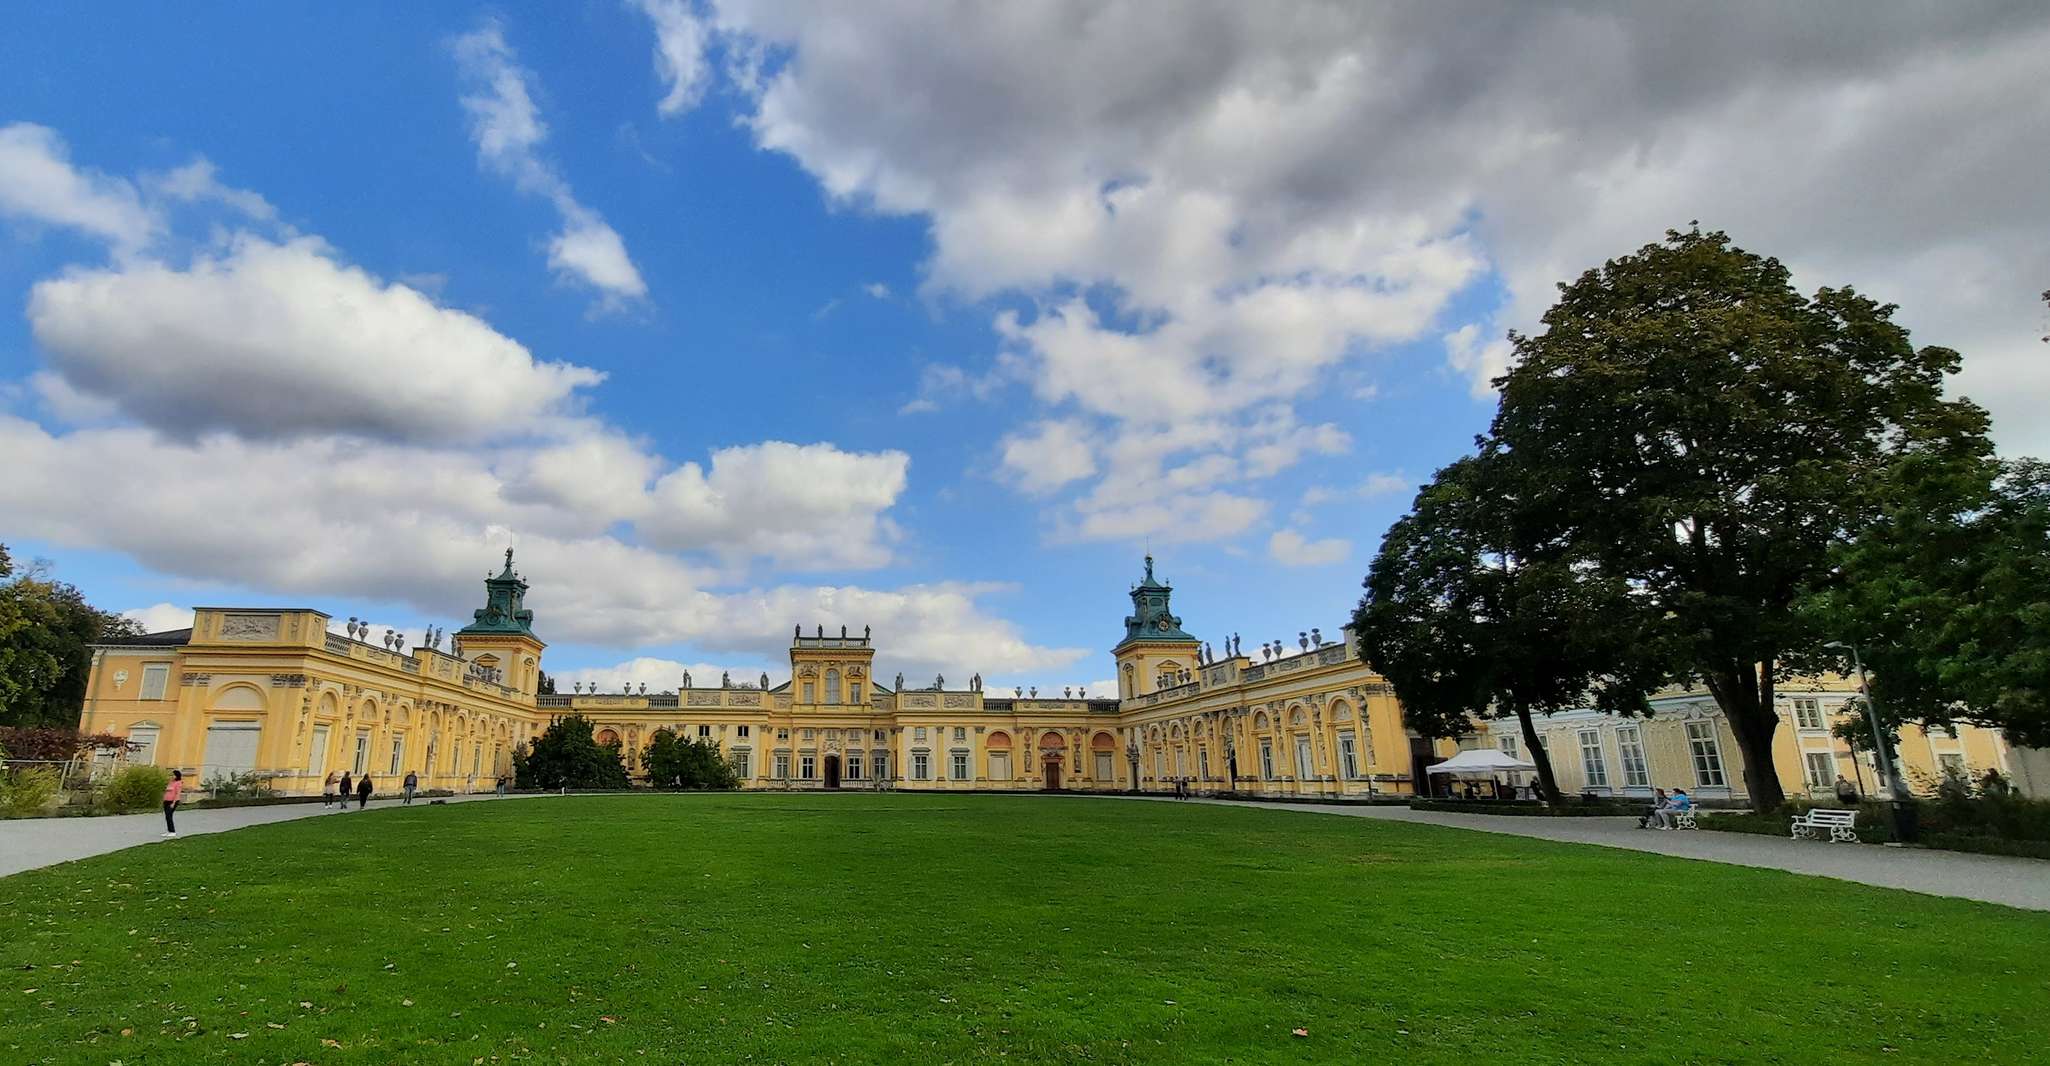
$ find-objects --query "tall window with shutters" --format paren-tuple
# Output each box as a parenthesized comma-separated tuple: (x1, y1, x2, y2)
(139, 663, 171, 701)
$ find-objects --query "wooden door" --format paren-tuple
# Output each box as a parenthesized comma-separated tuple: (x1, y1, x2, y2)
(1043, 759, 1061, 791)
(824, 754, 841, 789)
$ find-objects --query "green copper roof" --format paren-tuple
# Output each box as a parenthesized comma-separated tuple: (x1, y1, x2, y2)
(1117, 554, 1198, 649)
(457, 548, 537, 637)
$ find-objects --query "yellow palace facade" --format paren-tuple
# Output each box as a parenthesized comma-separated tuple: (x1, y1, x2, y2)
(75, 553, 1445, 797)
(81, 550, 2015, 802)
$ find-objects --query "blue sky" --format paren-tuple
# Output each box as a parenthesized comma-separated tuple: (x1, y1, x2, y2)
(4, 3, 2044, 694)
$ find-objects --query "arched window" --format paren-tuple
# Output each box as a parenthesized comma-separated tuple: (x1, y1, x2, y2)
(825, 669, 842, 705)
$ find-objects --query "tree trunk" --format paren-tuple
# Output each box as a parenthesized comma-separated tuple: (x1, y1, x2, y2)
(1516, 705, 1564, 804)
(1704, 662, 1787, 813)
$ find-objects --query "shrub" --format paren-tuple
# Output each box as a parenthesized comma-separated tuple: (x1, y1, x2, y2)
(0, 726, 130, 762)
(0, 765, 61, 816)
(201, 771, 277, 799)
(101, 764, 169, 813)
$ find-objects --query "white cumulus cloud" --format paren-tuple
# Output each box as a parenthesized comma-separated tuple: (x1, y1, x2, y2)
(27, 235, 605, 443)
(454, 20, 649, 308)
(1268, 529, 1351, 567)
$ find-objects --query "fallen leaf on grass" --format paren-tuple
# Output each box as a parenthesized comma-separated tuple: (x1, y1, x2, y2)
(321, 1038, 343, 1048)
(1291, 1028, 1308, 1038)
(600, 1016, 616, 1024)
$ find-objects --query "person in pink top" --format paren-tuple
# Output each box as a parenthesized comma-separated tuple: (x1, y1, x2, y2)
(161, 770, 184, 839)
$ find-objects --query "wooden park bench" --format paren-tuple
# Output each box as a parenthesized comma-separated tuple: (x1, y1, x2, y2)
(1790, 807, 1860, 843)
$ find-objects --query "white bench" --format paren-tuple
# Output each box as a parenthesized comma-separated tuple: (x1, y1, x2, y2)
(1790, 807, 1860, 843)
(1667, 806, 1700, 830)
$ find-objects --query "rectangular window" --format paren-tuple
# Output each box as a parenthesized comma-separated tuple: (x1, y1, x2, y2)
(1094, 752, 1113, 781)
(912, 752, 931, 780)
(803, 682, 815, 703)
(730, 749, 751, 779)
(354, 731, 371, 775)
(472, 743, 482, 775)
(951, 751, 970, 779)
(873, 730, 885, 742)
(388, 736, 404, 775)
(1685, 721, 1727, 787)
(953, 727, 966, 742)
(777, 728, 789, 741)
(698, 724, 711, 739)
(139, 663, 171, 700)
(850, 683, 863, 703)
(1615, 725, 1649, 788)
(990, 751, 1012, 780)
(1793, 698, 1824, 731)
(1198, 748, 1209, 778)
(802, 729, 815, 741)
(774, 753, 791, 779)
(1495, 734, 1519, 758)
(128, 726, 160, 766)
(1937, 752, 1967, 779)
(201, 722, 262, 779)
(1803, 751, 1835, 788)
(845, 753, 863, 780)
(915, 727, 928, 743)
(737, 725, 750, 738)
(1260, 739, 1275, 779)
(307, 724, 331, 775)
(800, 754, 817, 779)
(1339, 732, 1359, 779)
(1295, 738, 1313, 779)
(1154, 750, 1164, 778)
(871, 752, 888, 780)
(1577, 729, 1608, 789)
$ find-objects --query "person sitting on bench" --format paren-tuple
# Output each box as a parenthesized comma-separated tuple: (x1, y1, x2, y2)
(1652, 788, 1693, 829)
(1637, 788, 1668, 829)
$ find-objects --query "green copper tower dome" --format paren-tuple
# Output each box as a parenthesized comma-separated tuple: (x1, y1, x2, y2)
(1117, 554, 1198, 650)
(457, 547, 537, 637)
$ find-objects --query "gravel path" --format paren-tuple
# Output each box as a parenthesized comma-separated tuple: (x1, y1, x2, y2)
(6, 792, 2045, 911)
(1128, 796, 2050, 911)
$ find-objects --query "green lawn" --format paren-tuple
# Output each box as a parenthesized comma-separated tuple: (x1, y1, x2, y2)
(3, 795, 2046, 1064)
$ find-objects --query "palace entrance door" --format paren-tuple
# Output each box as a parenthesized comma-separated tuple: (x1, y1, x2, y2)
(1043, 757, 1062, 791)
(824, 754, 841, 789)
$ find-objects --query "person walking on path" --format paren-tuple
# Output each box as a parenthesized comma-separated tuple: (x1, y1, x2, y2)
(337, 771, 352, 812)
(160, 770, 184, 838)
(402, 770, 418, 805)
(355, 774, 373, 810)
(495, 775, 507, 797)
(322, 770, 338, 808)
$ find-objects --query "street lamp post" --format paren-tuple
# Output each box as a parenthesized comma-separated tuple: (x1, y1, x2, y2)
(1825, 640, 1917, 842)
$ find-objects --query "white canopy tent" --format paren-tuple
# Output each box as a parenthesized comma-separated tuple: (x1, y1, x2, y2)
(1426, 748, 1537, 775)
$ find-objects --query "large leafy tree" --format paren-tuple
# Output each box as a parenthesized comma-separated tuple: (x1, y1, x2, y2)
(511, 713, 630, 790)
(1354, 455, 1654, 802)
(1829, 457, 2050, 747)
(642, 729, 741, 790)
(0, 545, 142, 728)
(1486, 228, 1993, 811)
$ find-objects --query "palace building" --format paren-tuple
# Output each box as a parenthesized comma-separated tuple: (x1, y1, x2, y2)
(76, 552, 1444, 796)
(77, 550, 2022, 801)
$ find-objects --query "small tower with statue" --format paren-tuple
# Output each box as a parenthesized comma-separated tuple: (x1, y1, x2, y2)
(453, 548, 547, 696)
(1113, 555, 1201, 701)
